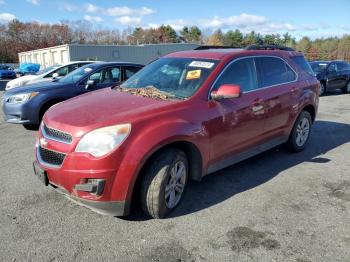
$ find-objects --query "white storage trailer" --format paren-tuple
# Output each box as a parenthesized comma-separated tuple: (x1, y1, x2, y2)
(18, 43, 200, 68)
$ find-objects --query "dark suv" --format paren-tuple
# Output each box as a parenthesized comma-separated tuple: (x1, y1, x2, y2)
(310, 60, 350, 95)
(33, 45, 319, 218)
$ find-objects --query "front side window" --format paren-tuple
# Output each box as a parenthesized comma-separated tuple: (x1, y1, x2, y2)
(256, 57, 296, 87)
(83, 67, 121, 85)
(121, 58, 218, 99)
(213, 58, 258, 92)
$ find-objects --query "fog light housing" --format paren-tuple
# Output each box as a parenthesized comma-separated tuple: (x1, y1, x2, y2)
(75, 179, 105, 195)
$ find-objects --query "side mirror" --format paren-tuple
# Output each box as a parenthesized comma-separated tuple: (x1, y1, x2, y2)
(211, 84, 241, 100)
(52, 73, 59, 79)
(85, 79, 95, 89)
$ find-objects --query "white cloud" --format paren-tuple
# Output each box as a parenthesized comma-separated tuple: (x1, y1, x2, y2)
(0, 12, 15, 23)
(85, 3, 155, 17)
(84, 15, 103, 23)
(163, 13, 296, 34)
(85, 3, 101, 13)
(60, 2, 78, 12)
(115, 16, 142, 26)
(26, 0, 39, 5)
(166, 19, 187, 31)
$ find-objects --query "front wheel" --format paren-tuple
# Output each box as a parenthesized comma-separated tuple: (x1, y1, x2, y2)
(342, 81, 350, 94)
(140, 148, 188, 219)
(286, 111, 312, 152)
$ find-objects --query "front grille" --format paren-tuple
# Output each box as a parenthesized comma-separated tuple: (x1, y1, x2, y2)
(38, 146, 66, 167)
(42, 124, 72, 144)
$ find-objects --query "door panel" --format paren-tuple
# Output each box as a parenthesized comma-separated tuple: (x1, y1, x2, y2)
(207, 57, 267, 165)
(255, 56, 297, 139)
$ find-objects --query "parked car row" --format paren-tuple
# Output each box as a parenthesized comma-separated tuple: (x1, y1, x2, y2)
(0, 45, 325, 218)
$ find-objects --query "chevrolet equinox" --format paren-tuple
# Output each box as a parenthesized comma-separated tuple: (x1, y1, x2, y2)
(33, 45, 319, 218)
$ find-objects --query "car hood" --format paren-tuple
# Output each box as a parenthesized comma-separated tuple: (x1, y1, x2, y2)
(4, 81, 69, 96)
(6, 75, 39, 89)
(45, 88, 179, 136)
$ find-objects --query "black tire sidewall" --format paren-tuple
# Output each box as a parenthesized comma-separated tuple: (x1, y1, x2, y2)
(141, 149, 189, 218)
(157, 151, 189, 218)
(288, 111, 312, 152)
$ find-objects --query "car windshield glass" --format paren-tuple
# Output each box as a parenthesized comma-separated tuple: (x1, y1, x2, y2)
(310, 62, 328, 73)
(58, 64, 98, 84)
(120, 57, 218, 99)
(36, 66, 60, 75)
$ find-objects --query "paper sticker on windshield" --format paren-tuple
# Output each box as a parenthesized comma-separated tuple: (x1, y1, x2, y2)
(189, 61, 214, 69)
(186, 69, 201, 80)
(84, 68, 93, 73)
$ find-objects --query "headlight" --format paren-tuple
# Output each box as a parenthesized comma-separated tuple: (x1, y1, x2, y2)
(75, 124, 131, 157)
(7, 92, 39, 104)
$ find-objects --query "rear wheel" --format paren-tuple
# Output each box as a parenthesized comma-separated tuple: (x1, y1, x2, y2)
(342, 81, 350, 94)
(286, 111, 312, 152)
(140, 148, 188, 219)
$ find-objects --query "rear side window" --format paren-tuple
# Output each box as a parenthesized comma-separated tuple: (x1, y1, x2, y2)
(213, 58, 258, 92)
(291, 56, 315, 76)
(256, 57, 296, 88)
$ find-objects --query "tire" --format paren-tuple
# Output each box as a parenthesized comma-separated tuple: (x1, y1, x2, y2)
(286, 111, 312, 152)
(342, 81, 350, 94)
(319, 82, 326, 96)
(23, 124, 39, 130)
(140, 148, 189, 219)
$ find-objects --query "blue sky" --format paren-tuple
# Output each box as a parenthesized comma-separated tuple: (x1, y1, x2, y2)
(0, 0, 349, 39)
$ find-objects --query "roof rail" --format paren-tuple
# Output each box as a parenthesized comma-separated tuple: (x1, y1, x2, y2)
(246, 44, 295, 51)
(194, 45, 239, 50)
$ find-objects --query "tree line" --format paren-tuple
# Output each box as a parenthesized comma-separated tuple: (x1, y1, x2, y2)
(0, 19, 349, 63)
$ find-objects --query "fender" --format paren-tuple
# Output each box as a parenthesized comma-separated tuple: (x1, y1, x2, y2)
(110, 118, 210, 201)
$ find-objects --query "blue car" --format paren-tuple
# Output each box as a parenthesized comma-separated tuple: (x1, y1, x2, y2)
(0, 65, 16, 79)
(1, 62, 143, 128)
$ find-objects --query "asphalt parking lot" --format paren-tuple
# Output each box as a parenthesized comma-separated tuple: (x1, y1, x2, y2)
(0, 88, 349, 261)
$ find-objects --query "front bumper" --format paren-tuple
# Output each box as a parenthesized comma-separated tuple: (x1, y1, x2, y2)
(2, 99, 39, 124)
(33, 159, 130, 216)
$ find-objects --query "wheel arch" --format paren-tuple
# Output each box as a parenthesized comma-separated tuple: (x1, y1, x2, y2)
(302, 104, 316, 123)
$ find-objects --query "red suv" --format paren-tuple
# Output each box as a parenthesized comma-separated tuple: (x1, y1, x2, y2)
(33, 45, 319, 218)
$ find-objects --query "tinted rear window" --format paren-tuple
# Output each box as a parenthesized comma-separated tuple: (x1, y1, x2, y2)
(255, 57, 296, 88)
(291, 56, 315, 76)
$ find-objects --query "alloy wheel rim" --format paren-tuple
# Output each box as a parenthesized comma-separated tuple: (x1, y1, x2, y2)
(165, 161, 187, 209)
(295, 117, 310, 147)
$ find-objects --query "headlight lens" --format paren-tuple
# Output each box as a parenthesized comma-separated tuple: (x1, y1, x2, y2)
(7, 92, 39, 104)
(75, 124, 131, 157)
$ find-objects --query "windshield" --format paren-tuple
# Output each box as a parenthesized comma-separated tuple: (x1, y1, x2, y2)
(58, 64, 97, 84)
(121, 57, 218, 99)
(36, 66, 60, 75)
(310, 62, 329, 74)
